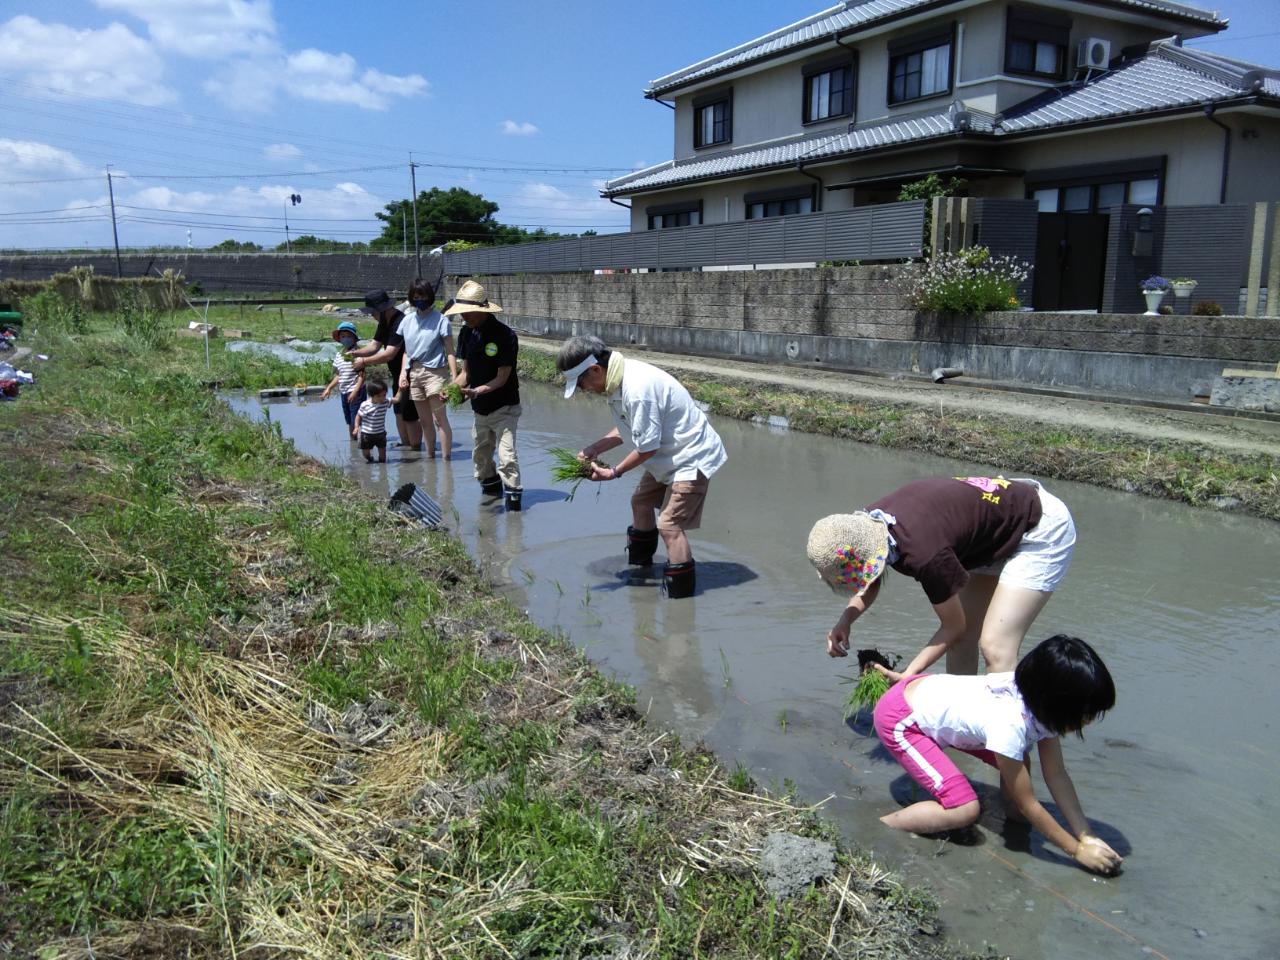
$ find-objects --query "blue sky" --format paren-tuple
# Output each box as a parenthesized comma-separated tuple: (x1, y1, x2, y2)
(0, 0, 1275, 250)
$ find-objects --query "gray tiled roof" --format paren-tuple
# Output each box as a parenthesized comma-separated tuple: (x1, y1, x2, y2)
(607, 42, 1278, 196)
(647, 0, 1226, 97)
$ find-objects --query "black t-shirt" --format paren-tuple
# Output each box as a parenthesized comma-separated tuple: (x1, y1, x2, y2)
(373, 309, 406, 380)
(870, 476, 1043, 604)
(457, 316, 520, 415)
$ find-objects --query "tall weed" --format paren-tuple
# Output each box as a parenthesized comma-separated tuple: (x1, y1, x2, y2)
(115, 288, 173, 351)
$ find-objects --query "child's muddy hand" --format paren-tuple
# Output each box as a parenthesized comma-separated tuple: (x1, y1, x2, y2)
(826, 624, 850, 657)
(1075, 836, 1122, 875)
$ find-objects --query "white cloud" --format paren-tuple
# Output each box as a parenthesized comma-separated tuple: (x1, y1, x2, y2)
(0, 139, 92, 176)
(501, 182, 625, 232)
(205, 49, 427, 112)
(92, 0, 278, 59)
(0, 15, 175, 106)
(501, 120, 540, 137)
(263, 142, 302, 161)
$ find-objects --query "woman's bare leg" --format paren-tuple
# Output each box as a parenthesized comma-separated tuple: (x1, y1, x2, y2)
(430, 396, 452, 460)
(412, 397, 436, 457)
(979, 584, 1054, 672)
(950, 574, 1000, 674)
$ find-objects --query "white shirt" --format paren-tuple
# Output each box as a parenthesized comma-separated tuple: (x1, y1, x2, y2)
(608, 358, 726, 484)
(332, 353, 360, 394)
(909, 672, 1054, 760)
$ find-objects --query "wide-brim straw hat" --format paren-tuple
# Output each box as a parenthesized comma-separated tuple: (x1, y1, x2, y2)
(806, 512, 890, 594)
(442, 280, 502, 316)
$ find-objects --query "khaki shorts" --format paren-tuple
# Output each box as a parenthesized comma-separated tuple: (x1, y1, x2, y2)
(408, 365, 449, 402)
(632, 470, 710, 532)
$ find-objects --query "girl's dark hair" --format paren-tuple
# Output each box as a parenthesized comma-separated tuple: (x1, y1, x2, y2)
(407, 278, 435, 302)
(1015, 635, 1115, 737)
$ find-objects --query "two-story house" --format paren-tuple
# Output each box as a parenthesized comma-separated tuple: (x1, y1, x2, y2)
(602, 0, 1280, 232)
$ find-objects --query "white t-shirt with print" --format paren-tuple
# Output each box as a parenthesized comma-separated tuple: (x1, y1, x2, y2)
(607, 358, 726, 485)
(909, 672, 1055, 760)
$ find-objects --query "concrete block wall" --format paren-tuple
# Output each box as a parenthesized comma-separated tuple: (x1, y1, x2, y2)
(0, 252, 425, 295)
(453, 266, 1280, 402)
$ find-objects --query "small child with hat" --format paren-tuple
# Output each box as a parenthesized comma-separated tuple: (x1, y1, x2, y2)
(320, 320, 366, 433)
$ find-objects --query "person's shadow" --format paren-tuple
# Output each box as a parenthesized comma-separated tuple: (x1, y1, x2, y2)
(583, 557, 758, 595)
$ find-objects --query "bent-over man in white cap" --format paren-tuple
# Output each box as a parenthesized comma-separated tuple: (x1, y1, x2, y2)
(557, 334, 726, 598)
(445, 280, 522, 511)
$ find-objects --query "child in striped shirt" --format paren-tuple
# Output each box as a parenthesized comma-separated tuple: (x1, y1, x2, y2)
(320, 321, 365, 430)
(353, 379, 395, 463)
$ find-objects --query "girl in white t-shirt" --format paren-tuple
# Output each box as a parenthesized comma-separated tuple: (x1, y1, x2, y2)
(872, 634, 1123, 875)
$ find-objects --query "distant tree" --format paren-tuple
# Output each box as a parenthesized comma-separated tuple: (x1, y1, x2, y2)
(273, 235, 369, 253)
(210, 238, 263, 252)
(373, 186, 574, 250)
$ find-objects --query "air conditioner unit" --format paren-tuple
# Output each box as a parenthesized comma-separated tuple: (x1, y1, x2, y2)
(1076, 37, 1111, 70)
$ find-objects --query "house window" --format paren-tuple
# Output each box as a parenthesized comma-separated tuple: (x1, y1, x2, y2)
(1026, 157, 1165, 214)
(888, 26, 953, 105)
(645, 201, 703, 230)
(803, 57, 855, 123)
(744, 186, 814, 220)
(1005, 7, 1070, 80)
(1029, 178, 1163, 213)
(693, 90, 732, 149)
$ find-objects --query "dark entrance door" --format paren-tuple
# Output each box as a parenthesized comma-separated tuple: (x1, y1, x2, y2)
(1033, 213, 1110, 310)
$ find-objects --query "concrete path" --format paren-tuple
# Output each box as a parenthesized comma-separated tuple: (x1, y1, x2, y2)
(521, 337, 1280, 459)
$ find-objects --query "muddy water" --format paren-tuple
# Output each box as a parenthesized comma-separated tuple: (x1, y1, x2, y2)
(227, 383, 1280, 960)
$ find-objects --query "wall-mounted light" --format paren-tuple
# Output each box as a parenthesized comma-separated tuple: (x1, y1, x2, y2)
(1132, 206, 1154, 256)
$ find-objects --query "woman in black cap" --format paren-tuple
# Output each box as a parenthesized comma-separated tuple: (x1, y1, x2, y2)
(349, 289, 421, 449)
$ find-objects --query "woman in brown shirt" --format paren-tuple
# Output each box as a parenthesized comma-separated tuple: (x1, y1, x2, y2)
(806, 475, 1077, 676)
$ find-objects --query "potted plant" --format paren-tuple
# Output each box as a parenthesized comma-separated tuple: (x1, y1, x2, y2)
(1171, 277, 1198, 298)
(1141, 275, 1171, 315)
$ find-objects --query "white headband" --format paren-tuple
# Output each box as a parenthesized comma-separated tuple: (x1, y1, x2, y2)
(561, 354, 599, 398)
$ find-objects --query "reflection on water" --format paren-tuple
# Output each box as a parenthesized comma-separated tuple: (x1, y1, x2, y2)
(224, 383, 1280, 960)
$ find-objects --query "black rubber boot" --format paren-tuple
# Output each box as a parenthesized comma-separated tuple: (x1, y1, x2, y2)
(479, 475, 503, 495)
(663, 560, 696, 599)
(626, 526, 660, 566)
(503, 488, 522, 511)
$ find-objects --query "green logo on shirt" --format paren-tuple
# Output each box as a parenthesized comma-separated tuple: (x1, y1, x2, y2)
(484, 342, 498, 357)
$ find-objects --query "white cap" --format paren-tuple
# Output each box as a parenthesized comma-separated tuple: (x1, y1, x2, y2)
(561, 354, 599, 398)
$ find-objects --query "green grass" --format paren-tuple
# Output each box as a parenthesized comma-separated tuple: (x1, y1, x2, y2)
(0, 309, 966, 960)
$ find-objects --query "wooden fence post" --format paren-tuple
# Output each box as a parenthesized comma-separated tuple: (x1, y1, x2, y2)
(1245, 201, 1268, 316)
(1266, 201, 1280, 318)
(930, 197, 945, 257)
(947, 197, 963, 255)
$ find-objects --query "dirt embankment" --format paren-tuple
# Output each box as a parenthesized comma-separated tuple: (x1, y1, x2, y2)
(518, 342, 1280, 522)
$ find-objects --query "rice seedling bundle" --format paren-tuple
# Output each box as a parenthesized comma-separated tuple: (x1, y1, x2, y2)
(442, 382, 464, 407)
(841, 648, 900, 720)
(548, 446, 602, 501)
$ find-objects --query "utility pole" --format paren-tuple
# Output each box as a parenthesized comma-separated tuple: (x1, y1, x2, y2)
(402, 204, 407, 257)
(106, 165, 122, 277)
(283, 202, 292, 254)
(409, 153, 421, 275)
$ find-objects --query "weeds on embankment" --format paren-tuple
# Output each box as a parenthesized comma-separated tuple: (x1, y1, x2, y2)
(0, 315, 968, 959)
(518, 351, 1280, 522)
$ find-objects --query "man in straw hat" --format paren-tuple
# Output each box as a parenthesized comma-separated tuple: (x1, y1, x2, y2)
(445, 280, 522, 510)
(557, 334, 726, 599)
(807, 476, 1076, 677)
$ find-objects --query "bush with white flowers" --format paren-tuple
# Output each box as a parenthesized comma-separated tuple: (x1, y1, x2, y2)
(906, 246, 1031, 313)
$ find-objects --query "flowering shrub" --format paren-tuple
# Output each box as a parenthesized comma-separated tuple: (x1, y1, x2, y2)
(1141, 275, 1171, 291)
(906, 246, 1031, 313)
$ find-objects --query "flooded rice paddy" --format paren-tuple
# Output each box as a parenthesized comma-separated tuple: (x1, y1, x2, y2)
(226, 381, 1280, 960)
